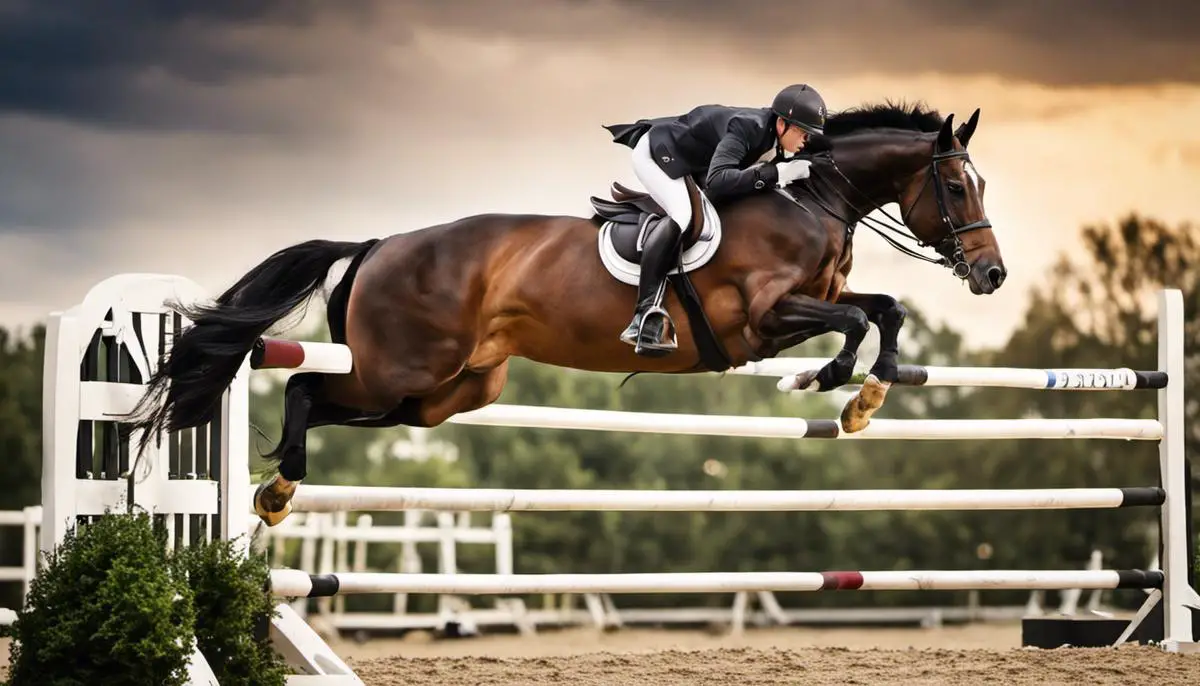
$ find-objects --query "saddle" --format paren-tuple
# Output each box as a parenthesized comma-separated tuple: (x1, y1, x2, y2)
(589, 177, 736, 373)
(589, 178, 714, 265)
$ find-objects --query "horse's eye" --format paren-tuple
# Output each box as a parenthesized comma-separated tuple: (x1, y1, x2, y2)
(947, 181, 965, 194)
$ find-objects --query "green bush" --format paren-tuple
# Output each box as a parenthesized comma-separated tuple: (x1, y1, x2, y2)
(5, 513, 290, 686)
(6, 513, 195, 686)
(172, 537, 288, 686)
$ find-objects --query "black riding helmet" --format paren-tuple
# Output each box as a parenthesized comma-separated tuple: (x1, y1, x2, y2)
(772, 84, 826, 136)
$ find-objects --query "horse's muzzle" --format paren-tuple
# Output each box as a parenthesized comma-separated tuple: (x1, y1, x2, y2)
(968, 261, 1007, 295)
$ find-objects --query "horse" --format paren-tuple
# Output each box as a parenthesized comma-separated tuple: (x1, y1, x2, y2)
(128, 101, 1006, 527)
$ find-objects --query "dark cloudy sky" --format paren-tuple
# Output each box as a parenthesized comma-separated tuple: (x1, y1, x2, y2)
(2, 0, 1197, 348)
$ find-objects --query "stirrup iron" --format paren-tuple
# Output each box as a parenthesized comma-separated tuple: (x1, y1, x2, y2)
(634, 304, 677, 356)
(632, 280, 676, 356)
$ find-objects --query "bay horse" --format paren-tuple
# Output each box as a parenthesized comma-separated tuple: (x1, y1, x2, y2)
(128, 101, 1006, 527)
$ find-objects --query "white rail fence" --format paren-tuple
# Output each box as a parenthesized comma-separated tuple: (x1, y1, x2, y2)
(0, 502, 1102, 634)
(33, 274, 1199, 684)
(254, 509, 1115, 635)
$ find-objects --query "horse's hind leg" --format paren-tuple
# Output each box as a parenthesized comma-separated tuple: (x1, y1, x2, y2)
(252, 367, 433, 526)
(251, 363, 509, 526)
(252, 373, 433, 526)
(253, 372, 347, 526)
(252, 238, 504, 524)
(251, 352, 509, 527)
(253, 374, 312, 525)
(414, 361, 510, 427)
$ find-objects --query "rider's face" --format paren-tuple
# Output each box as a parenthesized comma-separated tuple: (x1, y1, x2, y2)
(776, 120, 809, 154)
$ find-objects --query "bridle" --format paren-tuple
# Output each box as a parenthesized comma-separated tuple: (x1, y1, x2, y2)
(896, 148, 993, 278)
(795, 144, 992, 281)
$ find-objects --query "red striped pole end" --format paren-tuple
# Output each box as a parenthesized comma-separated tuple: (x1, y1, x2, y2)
(252, 338, 306, 369)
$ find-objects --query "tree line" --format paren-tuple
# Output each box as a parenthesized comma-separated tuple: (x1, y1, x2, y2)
(0, 213, 1195, 615)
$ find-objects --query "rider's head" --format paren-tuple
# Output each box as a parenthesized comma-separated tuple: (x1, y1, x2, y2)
(772, 84, 826, 154)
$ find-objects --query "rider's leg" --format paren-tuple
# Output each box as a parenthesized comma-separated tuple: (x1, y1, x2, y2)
(623, 135, 694, 355)
(619, 217, 683, 353)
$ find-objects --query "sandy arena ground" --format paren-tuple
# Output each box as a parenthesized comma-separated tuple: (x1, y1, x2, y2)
(329, 622, 1200, 686)
(3, 621, 1198, 684)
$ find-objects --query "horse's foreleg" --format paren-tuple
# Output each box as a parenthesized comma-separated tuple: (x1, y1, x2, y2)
(834, 291, 907, 382)
(832, 290, 908, 433)
(760, 294, 869, 392)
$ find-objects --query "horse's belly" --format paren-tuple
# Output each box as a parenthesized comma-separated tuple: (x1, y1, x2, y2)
(506, 279, 751, 374)
(465, 218, 755, 374)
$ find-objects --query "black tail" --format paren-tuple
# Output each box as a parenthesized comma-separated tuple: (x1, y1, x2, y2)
(128, 238, 378, 457)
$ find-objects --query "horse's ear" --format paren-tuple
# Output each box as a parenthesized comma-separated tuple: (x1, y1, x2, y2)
(937, 113, 955, 152)
(955, 108, 980, 148)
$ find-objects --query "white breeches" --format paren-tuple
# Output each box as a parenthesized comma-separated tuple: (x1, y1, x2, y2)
(631, 134, 694, 231)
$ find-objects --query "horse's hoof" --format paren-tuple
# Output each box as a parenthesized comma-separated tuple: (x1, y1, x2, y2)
(839, 374, 891, 433)
(253, 477, 297, 527)
(254, 498, 293, 527)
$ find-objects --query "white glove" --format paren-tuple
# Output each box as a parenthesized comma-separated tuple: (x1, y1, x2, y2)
(775, 159, 812, 187)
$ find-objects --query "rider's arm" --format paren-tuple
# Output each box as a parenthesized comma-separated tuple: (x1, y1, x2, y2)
(705, 118, 778, 201)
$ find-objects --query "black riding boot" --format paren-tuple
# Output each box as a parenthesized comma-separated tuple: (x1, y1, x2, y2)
(619, 218, 683, 357)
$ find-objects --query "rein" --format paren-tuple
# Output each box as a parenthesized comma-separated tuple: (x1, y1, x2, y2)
(787, 146, 992, 280)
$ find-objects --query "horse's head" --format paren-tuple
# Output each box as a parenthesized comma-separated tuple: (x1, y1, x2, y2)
(897, 109, 1006, 295)
(795, 101, 1006, 294)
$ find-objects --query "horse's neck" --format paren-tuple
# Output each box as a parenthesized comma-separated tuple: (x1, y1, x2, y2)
(794, 164, 862, 225)
(822, 131, 934, 223)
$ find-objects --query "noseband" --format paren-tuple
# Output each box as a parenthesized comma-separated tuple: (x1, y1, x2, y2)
(797, 145, 992, 281)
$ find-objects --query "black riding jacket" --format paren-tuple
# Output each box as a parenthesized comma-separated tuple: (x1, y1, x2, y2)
(604, 105, 782, 201)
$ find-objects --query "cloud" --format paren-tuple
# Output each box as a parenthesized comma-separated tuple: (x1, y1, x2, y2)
(602, 0, 1200, 87)
(0, 0, 1197, 352)
(0, 0, 1195, 136)
(0, 0, 390, 132)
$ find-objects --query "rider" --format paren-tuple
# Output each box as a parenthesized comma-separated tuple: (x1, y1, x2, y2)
(604, 84, 828, 356)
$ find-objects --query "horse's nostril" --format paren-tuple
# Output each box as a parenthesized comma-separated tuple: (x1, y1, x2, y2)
(986, 265, 1006, 288)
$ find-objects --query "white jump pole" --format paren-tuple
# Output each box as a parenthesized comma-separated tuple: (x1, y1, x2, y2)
(254, 337, 1170, 392)
(287, 485, 1165, 514)
(444, 404, 1163, 441)
(269, 569, 1164, 597)
(774, 365, 1167, 392)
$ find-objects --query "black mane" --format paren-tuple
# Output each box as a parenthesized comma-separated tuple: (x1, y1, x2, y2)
(822, 100, 944, 137)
